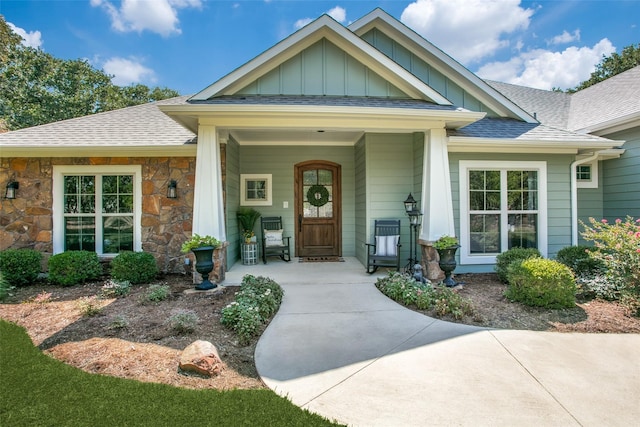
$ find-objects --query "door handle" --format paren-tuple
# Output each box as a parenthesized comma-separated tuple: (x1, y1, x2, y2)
(298, 214, 302, 233)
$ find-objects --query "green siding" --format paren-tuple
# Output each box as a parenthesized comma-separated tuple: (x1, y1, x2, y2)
(361, 133, 416, 266)
(577, 166, 603, 245)
(361, 29, 498, 115)
(603, 128, 640, 219)
(225, 138, 242, 268)
(449, 153, 574, 273)
(237, 38, 409, 97)
(236, 145, 356, 256)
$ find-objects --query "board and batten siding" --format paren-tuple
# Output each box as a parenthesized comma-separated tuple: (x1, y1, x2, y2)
(237, 38, 407, 97)
(224, 138, 242, 268)
(449, 153, 574, 273)
(237, 145, 356, 257)
(360, 28, 497, 115)
(602, 128, 640, 220)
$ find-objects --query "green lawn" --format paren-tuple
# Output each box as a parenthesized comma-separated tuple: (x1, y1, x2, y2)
(0, 320, 342, 427)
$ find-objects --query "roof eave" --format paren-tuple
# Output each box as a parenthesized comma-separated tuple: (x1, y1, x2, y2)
(0, 145, 197, 158)
(447, 137, 622, 154)
(160, 104, 485, 132)
(574, 111, 640, 136)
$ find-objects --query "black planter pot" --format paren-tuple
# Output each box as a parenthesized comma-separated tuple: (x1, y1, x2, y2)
(192, 246, 217, 290)
(437, 245, 460, 287)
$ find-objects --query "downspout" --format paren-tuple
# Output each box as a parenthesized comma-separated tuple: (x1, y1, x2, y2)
(570, 152, 599, 245)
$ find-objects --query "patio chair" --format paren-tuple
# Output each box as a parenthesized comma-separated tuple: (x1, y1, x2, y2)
(261, 216, 292, 264)
(366, 219, 401, 274)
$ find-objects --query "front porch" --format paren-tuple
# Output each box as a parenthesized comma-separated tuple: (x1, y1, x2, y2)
(222, 256, 391, 286)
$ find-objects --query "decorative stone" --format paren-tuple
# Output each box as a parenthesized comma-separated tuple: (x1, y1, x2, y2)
(179, 340, 224, 377)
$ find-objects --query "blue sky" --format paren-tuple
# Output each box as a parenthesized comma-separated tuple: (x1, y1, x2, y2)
(2, 0, 639, 94)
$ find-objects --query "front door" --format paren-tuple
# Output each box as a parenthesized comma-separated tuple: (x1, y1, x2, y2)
(295, 161, 341, 257)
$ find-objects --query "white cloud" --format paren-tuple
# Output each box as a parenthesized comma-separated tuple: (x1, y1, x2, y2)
(294, 5, 347, 30)
(7, 22, 43, 48)
(476, 38, 616, 90)
(102, 57, 156, 86)
(327, 6, 346, 23)
(91, 0, 202, 37)
(400, 0, 534, 64)
(548, 29, 580, 45)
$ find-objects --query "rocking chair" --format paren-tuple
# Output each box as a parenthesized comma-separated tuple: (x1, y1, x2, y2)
(366, 219, 402, 274)
(261, 216, 292, 264)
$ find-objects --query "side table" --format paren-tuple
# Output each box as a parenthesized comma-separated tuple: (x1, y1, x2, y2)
(242, 242, 258, 265)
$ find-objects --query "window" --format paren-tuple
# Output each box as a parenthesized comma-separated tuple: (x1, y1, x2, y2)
(240, 174, 272, 206)
(459, 161, 547, 264)
(576, 160, 598, 188)
(53, 166, 142, 255)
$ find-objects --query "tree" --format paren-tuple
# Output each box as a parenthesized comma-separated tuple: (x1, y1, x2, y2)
(570, 43, 640, 92)
(0, 16, 179, 131)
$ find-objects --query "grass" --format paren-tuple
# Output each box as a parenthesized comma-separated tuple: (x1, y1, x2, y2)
(0, 320, 342, 427)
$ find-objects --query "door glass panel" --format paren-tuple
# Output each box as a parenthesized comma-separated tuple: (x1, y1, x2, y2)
(303, 169, 333, 218)
(318, 169, 332, 185)
(303, 170, 317, 185)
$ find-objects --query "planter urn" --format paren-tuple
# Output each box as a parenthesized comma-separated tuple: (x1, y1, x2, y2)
(437, 245, 460, 287)
(192, 246, 217, 290)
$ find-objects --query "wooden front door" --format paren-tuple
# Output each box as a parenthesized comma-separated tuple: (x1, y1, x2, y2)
(295, 161, 342, 257)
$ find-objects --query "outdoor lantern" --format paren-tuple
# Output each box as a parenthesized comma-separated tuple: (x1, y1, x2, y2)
(409, 210, 422, 226)
(5, 181, 19, 199)
(404, 193, 417, 214)
(167, 180, 178, 199)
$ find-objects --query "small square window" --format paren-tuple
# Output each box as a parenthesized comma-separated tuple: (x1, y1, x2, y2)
(576, 165, 591, 181)
(240, 174, 272, 206)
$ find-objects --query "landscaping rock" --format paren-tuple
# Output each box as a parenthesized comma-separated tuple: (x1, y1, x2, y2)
(179, 340, 224, 377)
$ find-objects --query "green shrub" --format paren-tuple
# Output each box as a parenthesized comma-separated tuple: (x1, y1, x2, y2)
(220, 275, 284, 344)
(555, 245, 604, 277)
(48, 251, 102, 286)
(495, 247, 542, 283)
(107, 315, 130, 330)
(0, 248, 42, 287)
(581, 216, 640, 296)
(166, 309, 199, 334)
(145, 284, 170, 302)
(0, 271, 12, 301)
(375, 272, 473, 320)
(110, 251, 158, 284)
(505, 258, 576, 308)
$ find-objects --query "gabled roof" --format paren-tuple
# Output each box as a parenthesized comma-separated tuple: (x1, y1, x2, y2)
(0, 96, 196, 156)
(568, 65, 640, 134)
(191, 14, 451, 105)
(349, 8, 537, 123)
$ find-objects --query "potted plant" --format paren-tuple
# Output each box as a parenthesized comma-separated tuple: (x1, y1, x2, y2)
(237, 207, 261, 243)
(433, 235, 460, 287)
(181, 234, 221, 290)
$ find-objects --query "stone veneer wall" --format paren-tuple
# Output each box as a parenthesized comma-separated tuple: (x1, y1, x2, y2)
(0, 156, 198, 274)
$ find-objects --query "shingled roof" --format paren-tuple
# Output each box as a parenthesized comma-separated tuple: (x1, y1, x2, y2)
(0, 96, 195, 148)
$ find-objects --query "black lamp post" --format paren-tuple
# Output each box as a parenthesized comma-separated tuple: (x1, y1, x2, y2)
(403, 193, 422, 274)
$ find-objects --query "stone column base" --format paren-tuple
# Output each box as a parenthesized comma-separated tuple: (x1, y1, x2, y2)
(419, 239, 444, 282)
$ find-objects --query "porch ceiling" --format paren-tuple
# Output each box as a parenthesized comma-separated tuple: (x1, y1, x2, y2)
(229, 129, 364, 145)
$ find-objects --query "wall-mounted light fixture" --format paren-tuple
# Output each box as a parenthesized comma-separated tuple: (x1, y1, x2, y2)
(5, 180, 19, 199)
(167, 180, 178, 199)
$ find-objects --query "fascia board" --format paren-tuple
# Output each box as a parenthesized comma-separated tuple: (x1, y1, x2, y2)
(447, 137, 621, 154)
(349, 9, 537, 123)
(190, 15, 451, 105)
(160, 104, 484, 130)
(0, 145, 197, 158)
(575, 111, 640, 136)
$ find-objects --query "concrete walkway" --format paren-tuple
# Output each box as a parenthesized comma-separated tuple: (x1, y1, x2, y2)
(224, 257, 640, 427)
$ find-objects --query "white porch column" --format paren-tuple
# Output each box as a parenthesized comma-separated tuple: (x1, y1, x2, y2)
(420, 129, 456, 241)
(192, 125, 226, 241)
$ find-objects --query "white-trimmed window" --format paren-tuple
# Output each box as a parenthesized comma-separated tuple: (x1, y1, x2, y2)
(53, 165, 142, 255)
(576, 160, 598, 188)
(459, 161, 547, 264)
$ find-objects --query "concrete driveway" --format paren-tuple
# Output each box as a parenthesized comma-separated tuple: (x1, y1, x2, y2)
(224, 257, 640, 426)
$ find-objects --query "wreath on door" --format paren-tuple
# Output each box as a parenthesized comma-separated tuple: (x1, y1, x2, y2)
(307, 184, 330, 207)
